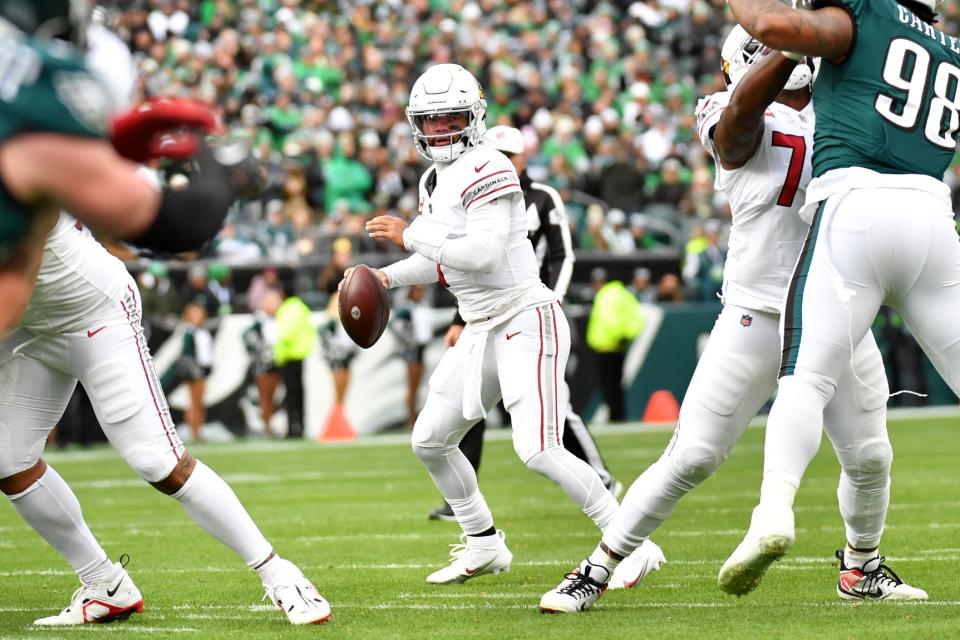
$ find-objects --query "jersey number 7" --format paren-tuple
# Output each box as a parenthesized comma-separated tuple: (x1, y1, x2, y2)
(771, 132, 806, 208)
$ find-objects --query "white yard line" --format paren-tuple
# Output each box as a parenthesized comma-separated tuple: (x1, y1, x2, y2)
(38, 406, 959, 464)
(7, 599, 960, 618)
(4, 551, 959, 579)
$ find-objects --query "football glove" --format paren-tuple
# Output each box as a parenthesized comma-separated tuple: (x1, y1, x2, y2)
(110, 98, 218, 163)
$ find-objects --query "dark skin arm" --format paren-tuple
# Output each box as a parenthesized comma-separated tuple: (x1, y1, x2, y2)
(727, 0, 854, 61)
(714, 51, 803, 169)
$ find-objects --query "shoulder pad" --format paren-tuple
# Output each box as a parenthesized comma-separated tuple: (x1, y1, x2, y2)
(454, 147, 520, 210)
(696, 91, 731, 155)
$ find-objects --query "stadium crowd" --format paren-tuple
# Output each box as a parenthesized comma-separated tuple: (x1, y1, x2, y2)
(108, 0, 960, 297)
(109, 0, 753, 303)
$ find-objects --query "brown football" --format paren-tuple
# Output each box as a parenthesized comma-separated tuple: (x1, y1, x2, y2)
(338, 265, 390, 348)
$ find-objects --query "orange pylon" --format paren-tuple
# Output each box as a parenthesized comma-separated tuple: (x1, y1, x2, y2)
(318, 403, 357, 442)
(642, 390, 680, 423)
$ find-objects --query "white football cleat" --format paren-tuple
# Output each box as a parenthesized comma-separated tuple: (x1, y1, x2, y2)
(718, 504, 795, 596)
(34, 560, 143, 625)
(607, 539, 666, 590)
(539, 560, 610, 613)
(263, 560, 332, 625)
(426, 530, 513, 584)
(836, 551, 928, 601)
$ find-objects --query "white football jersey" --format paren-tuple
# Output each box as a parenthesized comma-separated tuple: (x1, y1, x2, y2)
(696, 91, 814, 313)
(417, 144, 552, 321)
(20, 214, 133, 332)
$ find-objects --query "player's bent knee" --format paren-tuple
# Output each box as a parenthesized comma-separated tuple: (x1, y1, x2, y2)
(150, 452, 196, 495)
(0, 459, 47, 496)
(510, 431, 543, 465)
(411, 398, 472, 452)
(86, 360, 143, 424)
(849, 438, 893, 476)
(523, 450, 551, 475)
(410, 440, 441, 463)
(672, 443, 724, 483)
(121, 443, 181, 484)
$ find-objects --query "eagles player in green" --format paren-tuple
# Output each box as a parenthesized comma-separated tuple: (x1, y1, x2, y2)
(0, 0, 242, 336)
(718, 0, 960, 599)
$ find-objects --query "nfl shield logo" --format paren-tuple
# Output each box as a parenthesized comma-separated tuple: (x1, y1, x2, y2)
(740, 314, 753, 327)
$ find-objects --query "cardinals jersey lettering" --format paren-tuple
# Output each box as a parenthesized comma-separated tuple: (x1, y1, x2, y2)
(696, 91, 814, 314)
(416, 145, 551, 321)
(20, 213, 132, 332)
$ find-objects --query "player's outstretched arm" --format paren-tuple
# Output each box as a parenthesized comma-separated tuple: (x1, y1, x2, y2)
(714, 50, 804, 169)
(0, 134, 236, 253)
(1, 134, 160, 236)
(727, 0, 853, 61)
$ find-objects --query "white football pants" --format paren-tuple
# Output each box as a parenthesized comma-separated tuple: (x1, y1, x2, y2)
(0, 284, 183, 482)
(412, 302, 618, 534)
(603, 302, 891, 557)
(762, 187, 960, 503)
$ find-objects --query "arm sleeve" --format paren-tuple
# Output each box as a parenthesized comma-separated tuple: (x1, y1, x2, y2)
(403, 194, 515, 273)
(540, 186, 575, 301)
(381, 252, 440, 289)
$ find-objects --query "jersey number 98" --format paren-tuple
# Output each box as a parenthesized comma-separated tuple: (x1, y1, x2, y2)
(875, 37, 960, 150)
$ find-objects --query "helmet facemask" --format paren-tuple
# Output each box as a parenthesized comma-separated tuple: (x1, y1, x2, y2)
(721, 24, 816, 92)
(407, 101, 485, 163)
(721, 26, 765, 87)
(406, 63, 487, 163)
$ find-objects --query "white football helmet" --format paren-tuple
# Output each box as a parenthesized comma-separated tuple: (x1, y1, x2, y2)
(406, 63, 487, 163)
(720, 24, 817, 91)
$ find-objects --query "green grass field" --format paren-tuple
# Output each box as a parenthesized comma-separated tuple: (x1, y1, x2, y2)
(1, 414, 958, 640)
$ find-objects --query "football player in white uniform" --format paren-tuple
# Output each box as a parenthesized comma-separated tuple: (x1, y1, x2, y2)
(0, 24, 330, 627)
(353, 63, 624, 584)
(721, 0, 960, 600)
(428, 125, 627, 515)
(539, 27, 924, 613)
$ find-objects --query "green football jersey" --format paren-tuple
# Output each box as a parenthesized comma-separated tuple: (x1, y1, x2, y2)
(812, 0, 960, 178)
(0, 35, 112, 260)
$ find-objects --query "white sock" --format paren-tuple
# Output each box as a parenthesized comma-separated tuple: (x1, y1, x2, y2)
(844, 545, 879, 570)
(837, 467, 889, 550)
(171, 460, 273, 568)
(466, 531, 500, 547)
(8, 465, 114, 584)
(587, 544, 620, 578)
(254, 554, 293, 586)
(525, 449, 619, 531)
(601, 456, 690, 558)
(759, 476, 799, 509)
(761, 375, 826, 503)
(448, 490, 495, 537)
